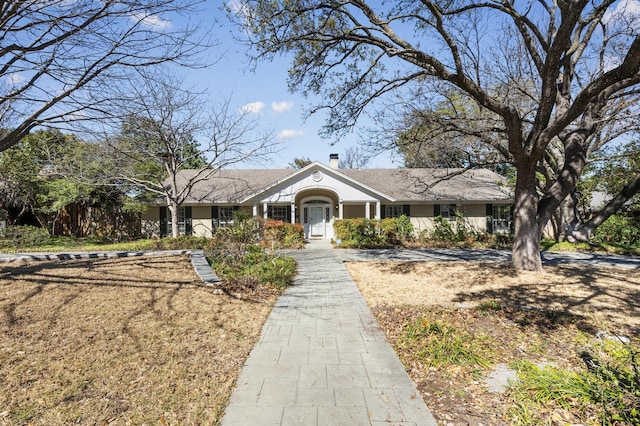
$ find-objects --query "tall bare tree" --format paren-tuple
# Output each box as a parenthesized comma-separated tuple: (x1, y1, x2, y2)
(109, 74, 277, 237)
(232, 0, 640, 270)
(0, 0, 210, 152)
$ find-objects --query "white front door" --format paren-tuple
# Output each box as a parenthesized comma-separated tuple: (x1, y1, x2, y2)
(309, 206, 325, 237)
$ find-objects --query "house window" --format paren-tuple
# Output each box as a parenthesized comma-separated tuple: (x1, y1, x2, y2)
(219, 207, 235, 225)
(438, 204, 458, 220)
(385, 205, 404, 218)
(381, 204, 410, 219)
(270, 206, 288, 222)
(492, 205, 512, 234)
(161, 206, 192, 236)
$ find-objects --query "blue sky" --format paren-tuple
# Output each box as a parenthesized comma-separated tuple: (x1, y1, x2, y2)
(178, 4, 399, 169)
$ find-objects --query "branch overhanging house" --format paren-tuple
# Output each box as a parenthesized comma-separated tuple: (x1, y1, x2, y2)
(143, 155, 514, 239)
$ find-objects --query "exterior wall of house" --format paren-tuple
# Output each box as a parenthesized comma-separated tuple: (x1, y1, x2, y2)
(191, 206, 213, 238)
(408, 204, 434, 233)
(141, 206, 160, 238)
(343, 204, 367, 219)
(459, 204, 487, 233)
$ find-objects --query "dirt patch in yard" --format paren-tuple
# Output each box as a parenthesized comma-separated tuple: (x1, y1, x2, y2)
(345, 261, 640, 425)
(0, 255, 278, 425)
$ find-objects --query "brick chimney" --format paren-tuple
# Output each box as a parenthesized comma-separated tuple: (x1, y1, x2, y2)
(329, 153, 339, 169)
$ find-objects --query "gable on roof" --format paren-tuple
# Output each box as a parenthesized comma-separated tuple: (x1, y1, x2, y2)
(241, 162, 396, 204)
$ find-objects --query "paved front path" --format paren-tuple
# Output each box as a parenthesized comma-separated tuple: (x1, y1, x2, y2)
(221, 240, 437, 425)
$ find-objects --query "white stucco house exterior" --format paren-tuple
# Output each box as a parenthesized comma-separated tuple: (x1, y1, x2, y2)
(142, 155, 513, 239)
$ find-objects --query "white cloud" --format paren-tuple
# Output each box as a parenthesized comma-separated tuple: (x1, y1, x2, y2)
(241, 101, 266, 114)
(131, 12, 172, 30)
(278, 129, 304, 140)
(271, 101, 294, 114)
(603, 0, 640, 29)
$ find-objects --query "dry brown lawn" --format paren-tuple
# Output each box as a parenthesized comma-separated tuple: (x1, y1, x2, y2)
(346, 261, 640, 330)
(0, 255, 277, 425)
(345, 260, 640, 425)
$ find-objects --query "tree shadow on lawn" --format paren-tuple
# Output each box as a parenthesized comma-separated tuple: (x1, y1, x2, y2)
(0, 255, 273, 424)
(385, 262, 640, 336)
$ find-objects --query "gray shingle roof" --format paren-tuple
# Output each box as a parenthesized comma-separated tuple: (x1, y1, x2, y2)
(174, 165, 512, 204)
(340, 168, 512, 202)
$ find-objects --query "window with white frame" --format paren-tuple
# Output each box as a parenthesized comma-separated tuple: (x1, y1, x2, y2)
(492, 205, 512, 233)
(385, 205, 404, 218)
(270, 206, 288, 222)
(163, 207, 191, 235)
(439, 204, 458, 220)
(219, 207, 235, 225)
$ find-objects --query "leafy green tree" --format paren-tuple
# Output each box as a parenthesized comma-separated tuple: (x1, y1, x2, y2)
(0, 129, 121, 234)
(232, 1, 640, 270)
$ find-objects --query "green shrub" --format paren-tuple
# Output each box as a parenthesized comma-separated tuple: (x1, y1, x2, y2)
(379, 215, 414, 245)
(334, 218, 384, 248)
(334, 216, 415, 247)
(0, 225, 50, 249)
(593, 214, 640, 246)
(262, 219, 305, 249)
(252, 255, 297, 289)
(509, 339, 640, 425)
(207, 217, 297, 290)
(150, 235, 211, 250)
(430, 216, 456, 240)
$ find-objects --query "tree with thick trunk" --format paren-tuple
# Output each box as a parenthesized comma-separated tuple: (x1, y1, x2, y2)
(232, 0, 640, 270)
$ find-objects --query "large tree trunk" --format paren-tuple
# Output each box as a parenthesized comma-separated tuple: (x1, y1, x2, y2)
(512, 164, 543, 271)
(169, 202, 180, 238)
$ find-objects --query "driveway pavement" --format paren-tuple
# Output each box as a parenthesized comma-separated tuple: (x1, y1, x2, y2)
(333, 246, 640, 269)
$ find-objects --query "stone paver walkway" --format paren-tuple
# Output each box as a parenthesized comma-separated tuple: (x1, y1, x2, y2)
(221, 240, 437, 425)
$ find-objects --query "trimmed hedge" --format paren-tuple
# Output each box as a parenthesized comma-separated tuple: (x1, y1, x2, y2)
(333, 215, 414, 248)
(262, 219, 305, 249)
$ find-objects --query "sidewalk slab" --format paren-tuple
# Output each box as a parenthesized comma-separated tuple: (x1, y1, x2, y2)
(222, 241, 437, 426)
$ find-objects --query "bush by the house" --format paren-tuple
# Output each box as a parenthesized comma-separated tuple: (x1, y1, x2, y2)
(207, 214, 297, 290)
(333, 216, 415, 248)
(379, 215, 414, 245)
(262, 219, 305, 249)
(334, 218, 384, 248)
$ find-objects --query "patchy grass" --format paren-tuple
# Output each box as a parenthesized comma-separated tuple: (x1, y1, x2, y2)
(347, 261, 640, 425)
(0, 255, 279, 425)
(0, 235, 211, 253)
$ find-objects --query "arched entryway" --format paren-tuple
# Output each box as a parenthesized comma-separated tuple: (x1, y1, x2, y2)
(299, 195, 335, 239)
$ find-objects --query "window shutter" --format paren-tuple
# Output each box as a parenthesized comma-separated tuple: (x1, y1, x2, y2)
(233, 205, 240, 211)
(434, 204, 440, 217)
(159, 207, 167, 237)
(486, 203, 493, 233)
(381, 205, 386, 219)
(211, 206, 219, 232)
(402, 204, 410, 217)
(286, 206, 292, 223)
(185, 206, 192, 236)
(486, 203, 493, 216)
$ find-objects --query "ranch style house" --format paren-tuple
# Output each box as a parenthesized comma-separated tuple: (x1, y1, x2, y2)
(142, 154, 513, 240)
